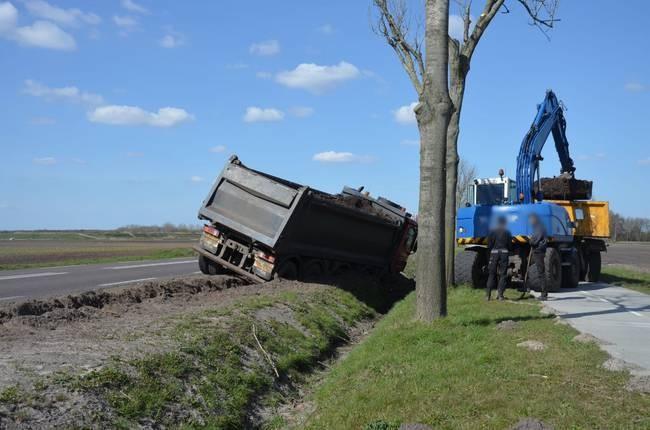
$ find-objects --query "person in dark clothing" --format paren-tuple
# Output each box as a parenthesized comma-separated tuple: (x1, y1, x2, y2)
(529, 213, 549, 300)
(486, 215, 512, 301)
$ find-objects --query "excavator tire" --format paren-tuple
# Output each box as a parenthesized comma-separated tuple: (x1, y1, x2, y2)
(561, 250, 580, 289)
(198, 255, 210, 275)
(455, 249, 487, 289)
(528, 248, 562, 292)
(585, 252, 602, 283)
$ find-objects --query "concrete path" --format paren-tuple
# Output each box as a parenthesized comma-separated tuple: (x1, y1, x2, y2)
(534, 283, 650, 375)
(0, 258, 199, 302)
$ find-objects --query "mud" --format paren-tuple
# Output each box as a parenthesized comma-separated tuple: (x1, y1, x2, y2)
(536, 177, 592, 200)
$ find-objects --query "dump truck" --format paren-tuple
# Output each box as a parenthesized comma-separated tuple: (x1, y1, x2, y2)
(455, 90, 610, 292)
(195, 156, 418, 283)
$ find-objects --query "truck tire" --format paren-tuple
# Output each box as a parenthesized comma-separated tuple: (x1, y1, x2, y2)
(561, 250, 580, 289)
(198, 256, 210, 275)
(527, 248, 562, 292)
(454, 249, 488, 289)
(275, 260, 298, 280)
(585, 252, 602, 283)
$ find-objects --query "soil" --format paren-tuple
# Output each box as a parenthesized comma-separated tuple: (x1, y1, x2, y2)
(536, 177, 592, 200)
(0, 272, 414, 428)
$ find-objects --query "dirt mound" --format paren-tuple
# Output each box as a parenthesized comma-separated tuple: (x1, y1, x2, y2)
(536, 177, 592, 200)
(0, 275, 246, 326)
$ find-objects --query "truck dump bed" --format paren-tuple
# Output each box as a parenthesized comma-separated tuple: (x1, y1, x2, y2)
(197, 157, 416, 281)
(548, 200, 610, 238)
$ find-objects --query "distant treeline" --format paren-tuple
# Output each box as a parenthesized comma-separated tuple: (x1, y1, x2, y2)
(117, 223, 202, 233)
(610, 211, 650, 242)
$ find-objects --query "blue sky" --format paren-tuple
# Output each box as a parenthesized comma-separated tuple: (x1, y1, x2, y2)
(1, 0, 648, 230)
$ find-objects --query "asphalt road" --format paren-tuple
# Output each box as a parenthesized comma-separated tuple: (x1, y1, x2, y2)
(0, 258, 200, 302)
(534, 283, 650, 374)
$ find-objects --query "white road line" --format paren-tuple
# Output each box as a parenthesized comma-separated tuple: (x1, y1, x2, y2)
(580, 290, 645, 318)
(630, 311, 643, 317)
(0, 295, 26, 301)
(105, 260, 195, 270)
(98, 277, 157, 287)
(0, 272, 68, 281)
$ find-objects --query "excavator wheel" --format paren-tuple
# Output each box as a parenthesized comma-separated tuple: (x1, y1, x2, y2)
(455, 249, 488, 289)
(198, 256, 210, 275)
(561, 250, 580, 289)
(528, 248, 562, 292)
(585, 252, 602, 283)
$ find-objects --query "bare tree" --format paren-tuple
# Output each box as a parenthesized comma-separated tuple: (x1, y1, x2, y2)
(456, 158, 477, 208)
(374, 0, 452, 320)
(444, 0, 559, 288)
(374, 0, 559, 320)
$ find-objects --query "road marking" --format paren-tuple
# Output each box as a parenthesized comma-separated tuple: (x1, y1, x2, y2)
(98, 277, 157, 287)
(579, 290, 645, 318)
(0, 272, 68, 281)
(0, 295, 26, 301)
(105, 260, 195, 270)
(630, 311, 643, 317)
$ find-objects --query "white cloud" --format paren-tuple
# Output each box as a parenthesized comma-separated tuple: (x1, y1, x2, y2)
(312, 151, 374, 163)
(394, 102, 418, 125)
(317, 24, 334, 34)
(249, 39, 280, 56)
(159, 32, 184, 48)
(256, 71, 272, 79)
(400, 139, 419, 146)
(88, 105, 193, 127)
(449, 14, 464, 41)
(30, 116, 56, 125)
(625, 82, 647, 92)
(289, 106, 314, 118)
(0, 2, 75, 50)
(243, 107, 284, 123)
(24, 0, 100, 27)
(33, 156, 57, 165)
(638, 157, 650, 166)
(24, 79, 104, 105)
(226, 63, 248, 70)
(0, 2, 18, 33)
(113, 14, 137, 31)
(275, 61, 360, 94)
(190, 175, 203, 183)
(209, 145, 226, 153)
(121, 0, 148, 14)
(71, 157, 86, 164)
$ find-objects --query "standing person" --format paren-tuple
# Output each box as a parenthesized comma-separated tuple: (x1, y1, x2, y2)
(486, 215, 512, 301)
(529, 213, 549, 301)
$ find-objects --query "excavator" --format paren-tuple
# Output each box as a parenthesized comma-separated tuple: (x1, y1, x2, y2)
(455, 90, 610, 292)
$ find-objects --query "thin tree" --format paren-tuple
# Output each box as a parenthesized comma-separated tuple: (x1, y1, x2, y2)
(374, 0, 452, 320)
(373, 0, 559, 320)
(444, 0, 559, 288)
(456, 158, 477, 208)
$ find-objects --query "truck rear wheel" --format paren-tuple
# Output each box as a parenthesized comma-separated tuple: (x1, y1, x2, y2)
(585, 252, 602, 283)
(275, 260, 298, 280)
(561, 250, 580, 289)
(454, 249, 487, 289)
(198, 255, 210, 274)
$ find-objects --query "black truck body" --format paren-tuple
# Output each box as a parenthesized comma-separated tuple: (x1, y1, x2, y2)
(195, 156, 417, 283)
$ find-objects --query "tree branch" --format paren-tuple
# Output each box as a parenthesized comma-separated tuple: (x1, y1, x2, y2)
(373, 0, 425, 96)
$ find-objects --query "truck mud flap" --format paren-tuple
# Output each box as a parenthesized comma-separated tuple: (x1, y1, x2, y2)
(193, 246, 265, 284)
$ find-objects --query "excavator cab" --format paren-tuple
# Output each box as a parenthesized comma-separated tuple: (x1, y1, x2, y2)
(465, 175, 517, 206)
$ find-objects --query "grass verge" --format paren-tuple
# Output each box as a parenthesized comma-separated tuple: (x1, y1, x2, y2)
(304, 288, 650, 429)
(0, 247, 195, 271)
(601, 266, 650, 295)
(59, 287, 374, 428)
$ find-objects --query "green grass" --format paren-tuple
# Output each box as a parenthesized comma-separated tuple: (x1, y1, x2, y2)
(305, 288, 650, 430)
(601, 266, 650, 295)
(0, 247, 195, 271)
(63, 287, 374, 428)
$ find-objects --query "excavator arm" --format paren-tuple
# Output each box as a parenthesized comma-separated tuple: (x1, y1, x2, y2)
(515, 90, 576, 204)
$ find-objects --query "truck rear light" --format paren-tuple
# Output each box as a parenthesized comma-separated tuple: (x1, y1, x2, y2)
(257, 252, 276, 263)
(203, 225, 220, 237)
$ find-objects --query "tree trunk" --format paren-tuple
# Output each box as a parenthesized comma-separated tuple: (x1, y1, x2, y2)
(444, 108, 460, 287)
(444, 42, 468, 289)
(415, 0, 452, 321)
